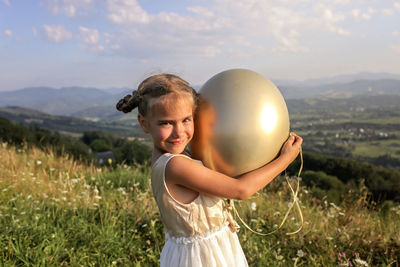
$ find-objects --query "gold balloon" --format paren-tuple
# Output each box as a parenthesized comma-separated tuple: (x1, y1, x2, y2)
(190, 69, 290, 177)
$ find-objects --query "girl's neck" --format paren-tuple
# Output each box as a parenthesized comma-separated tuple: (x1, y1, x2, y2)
(151, 146, 191, 165)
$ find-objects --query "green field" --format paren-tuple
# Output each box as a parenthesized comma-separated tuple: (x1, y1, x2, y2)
(1, 143, 399, 266)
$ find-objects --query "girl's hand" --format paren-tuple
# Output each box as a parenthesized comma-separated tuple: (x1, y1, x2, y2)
(280, 134, 303, 164)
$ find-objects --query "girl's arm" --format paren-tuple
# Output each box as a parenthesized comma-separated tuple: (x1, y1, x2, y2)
(166, 135, 303, 200)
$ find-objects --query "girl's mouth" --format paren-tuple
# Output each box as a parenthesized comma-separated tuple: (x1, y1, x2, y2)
(170, 140, 184, 145)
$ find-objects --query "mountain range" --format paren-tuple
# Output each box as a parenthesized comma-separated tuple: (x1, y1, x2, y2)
(0, 72, 399, 119)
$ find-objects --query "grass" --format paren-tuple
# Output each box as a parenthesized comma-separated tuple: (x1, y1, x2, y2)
(353, 139, 400, 159)
(1, 142, 399, 266)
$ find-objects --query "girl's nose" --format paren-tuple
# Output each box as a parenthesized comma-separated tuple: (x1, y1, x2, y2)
(172, 123, 183, 137)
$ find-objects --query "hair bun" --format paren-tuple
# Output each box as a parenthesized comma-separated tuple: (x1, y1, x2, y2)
(116, 90, 142, 113)
(116, 94, 133, 113)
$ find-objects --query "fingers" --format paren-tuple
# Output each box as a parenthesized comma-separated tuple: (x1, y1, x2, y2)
(294, 135, 303, 144)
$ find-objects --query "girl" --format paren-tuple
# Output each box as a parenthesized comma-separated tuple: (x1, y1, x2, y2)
(116, 74, 303, 267)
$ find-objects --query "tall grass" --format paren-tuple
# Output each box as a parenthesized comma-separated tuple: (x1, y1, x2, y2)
(0, 142, 399, 266)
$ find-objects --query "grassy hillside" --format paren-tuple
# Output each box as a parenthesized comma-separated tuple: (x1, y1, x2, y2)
(0, 107, 144, 138)
(0, 143, 399, 266)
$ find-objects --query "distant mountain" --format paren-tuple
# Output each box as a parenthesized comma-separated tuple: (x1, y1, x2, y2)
(0, 106, 144, 138)
(286, 94, 400, 112)
(0, 86, 132, 116)
(1, 78, 399, 116)
(275, 72, 400, 87)
(279, 79, 400, 99)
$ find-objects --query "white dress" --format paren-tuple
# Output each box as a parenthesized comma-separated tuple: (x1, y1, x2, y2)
(151, 153, 249, 267)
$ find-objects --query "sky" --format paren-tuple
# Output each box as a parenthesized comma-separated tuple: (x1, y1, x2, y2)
(1, 0, 400, 91)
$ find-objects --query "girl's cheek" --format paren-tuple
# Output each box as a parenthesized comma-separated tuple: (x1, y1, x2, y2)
(158, 128, 171, 139)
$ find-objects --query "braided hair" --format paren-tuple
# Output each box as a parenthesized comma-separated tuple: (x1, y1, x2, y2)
(116, 74, 198, 116)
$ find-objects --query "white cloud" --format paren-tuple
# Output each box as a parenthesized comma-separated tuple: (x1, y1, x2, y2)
(44, 0, 93, 17)
(79, 26, 99, 45)
(395, 2, 400, 11)
(381, 8, 394, 16)
(3, 0, 10, 7)
(4, 29, 12, 37)
(187, 6, 214, 17)
(107, 0, 150, 24)
(42, 25, 72, 43)
(79, 44, 105, 53)
(103, 0, 356, 59)
(391, 44, 400, 53)
(352, 8, 372, 21)
(393, 31, 400, 37)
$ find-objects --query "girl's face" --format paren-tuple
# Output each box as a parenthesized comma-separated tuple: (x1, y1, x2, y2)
(138, 94, 194, 154)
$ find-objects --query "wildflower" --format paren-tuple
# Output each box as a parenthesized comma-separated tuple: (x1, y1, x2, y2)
(61, 190, 68, 194)
(273, 211, 281, 216)
(36, 160, 42, 165)
(276, 255, 283, 260)
(70, 179, 78, 184)
(338, 252, 346, 258)
(297, 249, 305, 258)
(95, 196, 102, 200)
(354, 259, 368, 266)
(27, 195, 33, 200)
(108, 158, 113, 165)
(250, 202, 257, 211)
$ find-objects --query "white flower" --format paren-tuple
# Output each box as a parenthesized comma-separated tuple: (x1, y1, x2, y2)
(250, 202, 257, 211)
(355, 258, 369, 266)
(297, 249, 305, 257)
(36, 160, 42, 165)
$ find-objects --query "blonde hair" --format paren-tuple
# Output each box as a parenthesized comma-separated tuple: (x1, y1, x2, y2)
(116, 74, 198, 116)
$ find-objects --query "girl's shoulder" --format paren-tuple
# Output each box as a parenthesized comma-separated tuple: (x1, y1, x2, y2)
(152, 152, 196, 169)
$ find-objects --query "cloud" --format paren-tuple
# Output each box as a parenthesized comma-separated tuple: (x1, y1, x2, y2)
(381, 8, 394, 16)
(43, 0, 93, 17)
(107, 0, 150, 24)
(395, 2, 400, 11)
(104, 0, 356, 59)
(3, 0, 10, 7)
(79, 26, 99, 44)
(352, 7, 375, 21)
(4, 29, 12, 37)
(42, 25, 72, 43)
(393, 31, 400, 37)
(391, 44, 400, 53)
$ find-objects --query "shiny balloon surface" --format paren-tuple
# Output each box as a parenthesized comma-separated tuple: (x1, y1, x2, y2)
(190, 69, 290, 177)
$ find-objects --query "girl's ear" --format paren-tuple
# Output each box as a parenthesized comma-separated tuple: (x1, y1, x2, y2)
(138, 114, 150, 133)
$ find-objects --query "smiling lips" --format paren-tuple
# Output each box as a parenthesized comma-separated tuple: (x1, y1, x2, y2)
(170, 140, 185, 145)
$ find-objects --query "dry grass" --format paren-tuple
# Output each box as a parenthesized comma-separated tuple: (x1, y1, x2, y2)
(0, 142, 399, 266)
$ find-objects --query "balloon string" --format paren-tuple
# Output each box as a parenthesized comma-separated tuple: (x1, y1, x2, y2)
(229, 133, 304, 236)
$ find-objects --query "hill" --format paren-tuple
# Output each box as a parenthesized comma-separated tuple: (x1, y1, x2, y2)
(0, 106, 144, 138)
(0, 86, 130, 116)
(1, 78, 399, 117)
(0, 142, 398, 265)
(279, 79, 400, 99)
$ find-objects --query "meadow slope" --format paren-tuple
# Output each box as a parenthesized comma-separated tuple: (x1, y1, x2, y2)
(0, 143, 399, 266)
